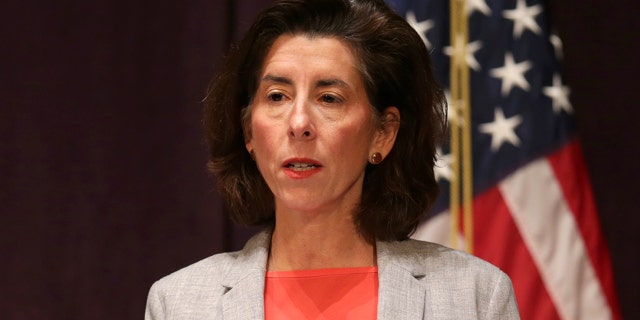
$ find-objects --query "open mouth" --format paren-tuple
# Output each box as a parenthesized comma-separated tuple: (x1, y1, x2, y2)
(283, 158, 323, 172)
(286, 162, 320, 171)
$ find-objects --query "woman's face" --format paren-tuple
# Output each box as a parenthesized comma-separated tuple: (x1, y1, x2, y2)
(246, 34, 397, 216)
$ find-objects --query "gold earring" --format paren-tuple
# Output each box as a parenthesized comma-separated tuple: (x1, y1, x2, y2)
(370, 152, 382, 164)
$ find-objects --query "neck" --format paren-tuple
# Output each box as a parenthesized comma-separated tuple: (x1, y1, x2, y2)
(268, 208, 375, 271)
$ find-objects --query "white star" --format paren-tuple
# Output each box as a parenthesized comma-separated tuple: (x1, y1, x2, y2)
(467, 0, 492, 17)
(502, 0, 543, 38)
(445, 90, 465, 127)
(444, 36, 483, 71)
(549, 33, 564, 60)
(434, 147, 455, 182)
(543, 74, 573, 114)
(489, 52, 532, 96)
(406, 11, 434, 49)
(478, 107, 523, 152)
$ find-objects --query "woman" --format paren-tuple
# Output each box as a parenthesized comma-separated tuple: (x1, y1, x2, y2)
(146, 0, 520, 319)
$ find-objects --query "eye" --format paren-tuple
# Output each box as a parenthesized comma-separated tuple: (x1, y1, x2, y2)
(320, 94, 341, 104)
(268, 92, 285, 102)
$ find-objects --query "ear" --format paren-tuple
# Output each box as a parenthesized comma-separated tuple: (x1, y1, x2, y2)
(245, 139, 256, 161)
(370, 106, 400, 160)
(242, 106, 254, 154)
(241, 106, 252, 138)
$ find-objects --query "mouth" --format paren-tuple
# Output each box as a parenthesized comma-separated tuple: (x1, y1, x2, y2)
(282, 158, 322, 171)
(286, 162, 319, 171)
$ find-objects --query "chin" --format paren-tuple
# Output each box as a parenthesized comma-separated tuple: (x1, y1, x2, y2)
(282, 202, 323, 213)
(277, 196, 325, 213)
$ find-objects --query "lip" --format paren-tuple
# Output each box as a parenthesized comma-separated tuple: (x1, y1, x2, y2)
(282, 157, 323, 179)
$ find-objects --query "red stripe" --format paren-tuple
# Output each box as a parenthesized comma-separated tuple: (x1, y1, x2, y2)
(473, 186, 560, 320)
(546, 140, 622, 320)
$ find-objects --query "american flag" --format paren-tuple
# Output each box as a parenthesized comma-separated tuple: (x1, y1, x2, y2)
(384, 0, 621, 319)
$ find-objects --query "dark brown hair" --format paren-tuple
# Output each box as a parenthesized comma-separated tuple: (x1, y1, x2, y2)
(204, 0, 446, 241)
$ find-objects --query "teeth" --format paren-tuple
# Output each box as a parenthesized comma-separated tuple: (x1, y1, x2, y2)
(288, 163, 317, 170)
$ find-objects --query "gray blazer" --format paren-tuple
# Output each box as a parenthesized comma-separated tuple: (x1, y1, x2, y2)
(145, 230, 520, 319)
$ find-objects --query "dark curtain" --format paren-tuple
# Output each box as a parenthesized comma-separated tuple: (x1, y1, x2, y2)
(1, 0, 637, 319)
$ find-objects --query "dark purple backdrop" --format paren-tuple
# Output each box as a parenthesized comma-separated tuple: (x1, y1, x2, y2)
(2, 1, 638, 319)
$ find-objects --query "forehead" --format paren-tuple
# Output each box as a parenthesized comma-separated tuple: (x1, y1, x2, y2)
(260, 34, 361, 79)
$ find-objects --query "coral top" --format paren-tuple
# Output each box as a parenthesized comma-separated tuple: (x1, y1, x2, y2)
(264, 266, 378, 319)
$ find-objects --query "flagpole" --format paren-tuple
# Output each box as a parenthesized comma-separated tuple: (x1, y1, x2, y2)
(449, 0, 473, 253)
(448, 0, 461, 251)
(459, 0, 474, 255)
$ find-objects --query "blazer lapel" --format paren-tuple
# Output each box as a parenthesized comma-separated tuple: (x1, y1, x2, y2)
(214, 231, 430, 319)
(220, 270, 265, 320)
(376, 240, 426, 320)
(218, 230, 271, 320)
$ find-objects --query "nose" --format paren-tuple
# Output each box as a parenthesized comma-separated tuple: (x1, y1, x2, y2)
(288, 101, 316, 140)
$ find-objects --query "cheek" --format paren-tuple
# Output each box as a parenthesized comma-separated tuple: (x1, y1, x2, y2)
(332, 121, 375, 156)
(250, 114, 280, 153)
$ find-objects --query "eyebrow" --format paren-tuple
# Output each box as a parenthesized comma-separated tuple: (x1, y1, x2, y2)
(261, 74, 292, 85)
(261, 74, 349, 89)
(316, 78, 349, 89)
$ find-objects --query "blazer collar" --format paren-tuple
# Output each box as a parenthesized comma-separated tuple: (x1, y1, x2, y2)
(217, 230, 427, 320)
(376, 240, 427, 319)
(219, 229, 271, 320)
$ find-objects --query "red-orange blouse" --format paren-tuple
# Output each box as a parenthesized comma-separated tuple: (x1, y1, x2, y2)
(264, 267, 378, 319)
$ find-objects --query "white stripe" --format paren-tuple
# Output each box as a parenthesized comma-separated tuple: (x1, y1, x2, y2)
(412, 211, 469, 251)
(412, 211, 450, 245)
(498, 158, 611, 320)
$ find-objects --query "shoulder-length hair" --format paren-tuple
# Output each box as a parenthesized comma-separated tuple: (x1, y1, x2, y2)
(204, 0, 446, 241)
